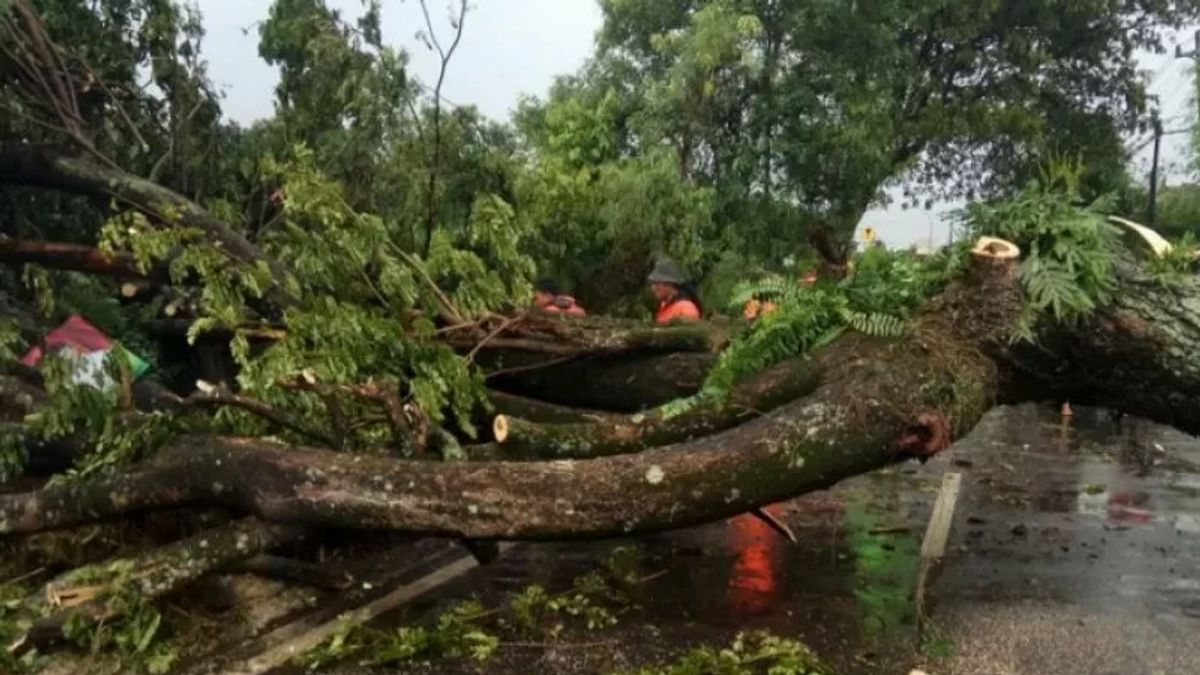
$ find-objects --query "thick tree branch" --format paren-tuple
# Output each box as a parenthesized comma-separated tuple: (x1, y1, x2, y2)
(0, 145, 295, 309)
(491, 357, 821, 459)
(0, 235, 167, 281)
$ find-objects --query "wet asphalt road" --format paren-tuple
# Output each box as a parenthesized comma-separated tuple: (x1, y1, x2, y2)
(325, 403, 1200, 675)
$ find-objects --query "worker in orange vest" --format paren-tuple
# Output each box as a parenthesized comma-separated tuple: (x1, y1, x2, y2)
(533, 279, 586, 316)
(647, 258, 702, 324)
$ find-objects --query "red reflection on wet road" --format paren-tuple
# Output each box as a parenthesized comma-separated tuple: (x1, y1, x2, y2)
(726, 505, 783, 614)
(1107, 492, 1153, 524)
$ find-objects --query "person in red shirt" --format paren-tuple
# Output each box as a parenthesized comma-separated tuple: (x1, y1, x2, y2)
(647, 258, 702, 324)
(533, 279, 586, 316)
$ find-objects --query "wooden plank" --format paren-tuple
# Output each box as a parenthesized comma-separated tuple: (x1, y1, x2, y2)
(915, 471, 962, 641)
(217, 543, 514, 675)
(920, 472, 962, 559)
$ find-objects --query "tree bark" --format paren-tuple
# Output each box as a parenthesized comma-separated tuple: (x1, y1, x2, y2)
(1015, 253, 1200, 435)
(487, 351, 717, 412)
(6, 240, 1200, 547)
(486, 391, 620, 425)
(490, 357, 821, 458)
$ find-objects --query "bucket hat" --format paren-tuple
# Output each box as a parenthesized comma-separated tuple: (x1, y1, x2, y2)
(647, 258, 687, 285)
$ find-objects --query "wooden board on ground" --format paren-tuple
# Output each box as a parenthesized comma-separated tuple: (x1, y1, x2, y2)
(178, 538, 460, 675)
(920, 472, 963, 559)
(215, 543, 514, 675)
(915, 471, 962, 640)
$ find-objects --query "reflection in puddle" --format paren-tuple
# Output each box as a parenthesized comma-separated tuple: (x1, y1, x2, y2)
(845, 500, 919, 637)
(726, 506, 783, 615)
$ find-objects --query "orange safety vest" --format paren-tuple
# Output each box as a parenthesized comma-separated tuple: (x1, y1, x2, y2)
(655, 297, 701, 324)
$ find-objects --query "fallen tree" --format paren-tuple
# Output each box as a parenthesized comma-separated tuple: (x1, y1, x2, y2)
(0, 238, 1017, 540)
(7, 1, 1200, 670)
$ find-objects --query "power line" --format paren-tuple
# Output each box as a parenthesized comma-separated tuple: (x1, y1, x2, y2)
(1126, 125, 1195, 157)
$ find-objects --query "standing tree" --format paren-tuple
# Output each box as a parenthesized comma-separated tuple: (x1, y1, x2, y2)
(525, 0, 1200, 266)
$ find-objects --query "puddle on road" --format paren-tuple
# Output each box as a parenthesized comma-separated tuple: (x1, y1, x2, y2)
(329, 403, 1200, 674)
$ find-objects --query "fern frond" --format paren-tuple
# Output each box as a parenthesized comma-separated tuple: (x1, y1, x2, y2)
(842, 310, 906, 338)
(726, 275, 807, 310)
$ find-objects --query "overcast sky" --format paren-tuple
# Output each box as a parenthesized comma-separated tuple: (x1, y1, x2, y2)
(195, 1, 1197, 249)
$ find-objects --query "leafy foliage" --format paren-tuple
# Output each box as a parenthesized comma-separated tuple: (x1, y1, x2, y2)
(0, 581, 45, 674)
(11, 344, 187, 484)
(1147, 232, 1200, 287)
(301, 558, 637, 670)
(687, 246, 945, 407)
(0, 431, 26, 484)
(300, 600, 500, 670)
(622, 631, 828, 675)
(507, 571, 623, 635)
(543, 0, 1198, 264)
(0, 317, 22, 365)
(957, 161, 1119, 339)
(60, 560, 177, 674)
(516, 146, 717, 314)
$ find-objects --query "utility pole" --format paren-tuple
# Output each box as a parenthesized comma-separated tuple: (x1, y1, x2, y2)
(1149, 115, 1163, 228)
(1149, 29, 1200, 227)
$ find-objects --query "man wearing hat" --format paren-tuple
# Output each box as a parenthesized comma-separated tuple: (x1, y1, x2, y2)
(647, 258, 702, 324)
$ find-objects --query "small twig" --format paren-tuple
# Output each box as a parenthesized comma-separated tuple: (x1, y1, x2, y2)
(750, 507, 798, 544)
(503, 639, 619, 649)
(466, 314, 525, 363)
(484, 355, 575, 380)
(435, 319, 485, 335)
(635, 569, 669, 584)
(184, 383, 337, 448)
(280, 377, 420, 453)
(391, 244, 464, 325)
(166, 603, 222, 628)
(1, 567, 45, 588)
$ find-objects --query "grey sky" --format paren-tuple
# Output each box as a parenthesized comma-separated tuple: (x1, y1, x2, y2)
(197, 0, 601, 124)
(195, 1, 1197, 249)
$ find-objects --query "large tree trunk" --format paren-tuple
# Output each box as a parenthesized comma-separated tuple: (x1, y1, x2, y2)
(1014, 256, 1200, 434)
